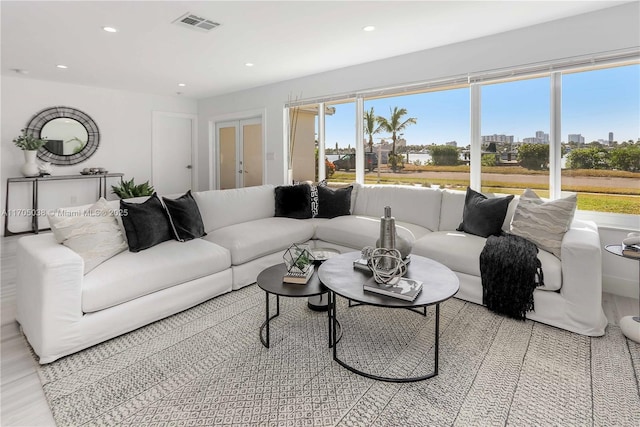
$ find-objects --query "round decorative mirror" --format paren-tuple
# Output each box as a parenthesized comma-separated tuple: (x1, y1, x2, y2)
(25, 106, 100, 165)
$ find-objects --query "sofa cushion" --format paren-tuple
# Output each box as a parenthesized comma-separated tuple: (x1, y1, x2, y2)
(314, 215, 430, 250)
(192, 185, 276, 233)
(352, 185, 441, 231)
(275, 184, 312, 219)
(510, 189, 577, 258)
(316, 185, 353, 218)
(457, 187, 514, 238)
(204, 217, 315, 265)
(47, 198, 127, 274)
(120, 193, 174, 252)
(82, 239, 231, 313)
(413, 231, 561, 291)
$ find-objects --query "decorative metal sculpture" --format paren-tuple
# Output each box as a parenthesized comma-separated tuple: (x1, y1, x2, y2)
(369, 206, 408, 285)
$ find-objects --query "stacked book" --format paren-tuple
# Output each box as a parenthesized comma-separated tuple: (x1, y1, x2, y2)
(363, 277, 423, 301)
(622, 243, 640, 259)
(283, 265, 315, 284)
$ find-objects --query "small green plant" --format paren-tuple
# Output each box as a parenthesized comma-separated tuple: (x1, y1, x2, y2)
(13, 129, 47, 150)
(111, 178, 154, 199)
(293, 249, 311, 271)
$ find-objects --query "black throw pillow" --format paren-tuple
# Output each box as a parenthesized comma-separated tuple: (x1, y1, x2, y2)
(163, 190, 207, 242)
(120, 193, 173, 252)
(316, 185, 353, 219)
(274, 184, 312, 219)
(456, 187, 514, 238)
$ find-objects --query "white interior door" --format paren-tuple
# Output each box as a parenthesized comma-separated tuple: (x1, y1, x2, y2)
(216, 118, 262, 189)
(152, 112, 197, 194)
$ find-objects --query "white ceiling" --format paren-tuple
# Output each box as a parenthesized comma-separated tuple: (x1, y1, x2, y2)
(1, 1, 629, 99)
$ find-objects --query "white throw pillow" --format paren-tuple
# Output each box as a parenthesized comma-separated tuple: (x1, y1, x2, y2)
(47, 198, 127, 274)
(510, 189, 577, 258)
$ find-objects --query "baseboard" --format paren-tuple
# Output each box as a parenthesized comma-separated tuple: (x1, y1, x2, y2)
(603, 275, 638, 299)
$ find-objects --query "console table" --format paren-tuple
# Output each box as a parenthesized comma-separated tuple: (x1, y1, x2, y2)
(4, 173, 123, 236)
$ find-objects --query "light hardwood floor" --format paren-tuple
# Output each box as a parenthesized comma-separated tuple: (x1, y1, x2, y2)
(1, 234, 638, 426)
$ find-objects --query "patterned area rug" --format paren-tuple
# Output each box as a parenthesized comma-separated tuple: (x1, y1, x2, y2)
(34, 284, 640, 426)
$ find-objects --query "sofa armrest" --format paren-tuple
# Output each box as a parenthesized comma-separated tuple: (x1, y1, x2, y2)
(559, 219, 606, 333)
(16, 234, 85, 363)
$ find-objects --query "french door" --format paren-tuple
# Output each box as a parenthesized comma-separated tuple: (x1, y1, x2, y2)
(216, 118, 263, 189)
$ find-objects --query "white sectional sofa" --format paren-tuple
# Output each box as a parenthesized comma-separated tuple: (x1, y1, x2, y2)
(16, 184, 607, 364)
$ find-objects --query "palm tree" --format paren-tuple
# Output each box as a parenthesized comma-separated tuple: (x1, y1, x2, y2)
(376, 106, 417, 156)
(364, 107, 381, 153)
(377, 107, 417, 171)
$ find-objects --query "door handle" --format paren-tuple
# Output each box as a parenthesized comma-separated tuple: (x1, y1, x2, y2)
(186, 165, 192, 169)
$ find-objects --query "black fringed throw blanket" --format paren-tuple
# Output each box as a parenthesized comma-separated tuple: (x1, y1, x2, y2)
(480, 233, 544, 320)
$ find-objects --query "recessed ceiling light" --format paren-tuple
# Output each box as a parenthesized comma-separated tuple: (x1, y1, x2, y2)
(363, 26, 376, 32)
(102, 26, 118, 33)
(245, 63, 254, 67)
(56, 64, 68, 69)
(178, 83, 186, 87)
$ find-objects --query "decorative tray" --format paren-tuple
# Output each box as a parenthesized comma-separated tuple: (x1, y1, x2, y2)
(312, 248, 340, 263)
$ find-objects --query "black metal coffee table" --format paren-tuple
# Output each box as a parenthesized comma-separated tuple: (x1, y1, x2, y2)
(318, 251, 459, 382)
(257, 263, 340, 348)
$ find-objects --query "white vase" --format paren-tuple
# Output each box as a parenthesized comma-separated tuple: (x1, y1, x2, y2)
(21, 150, 40, 177)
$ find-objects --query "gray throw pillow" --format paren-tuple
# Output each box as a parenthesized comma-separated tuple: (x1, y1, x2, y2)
(47, 198, 127, 274)
(510, 188, 577, 258)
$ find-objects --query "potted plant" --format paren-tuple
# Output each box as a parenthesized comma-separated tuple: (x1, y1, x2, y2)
(13, 129, 48, 177)
(111, 178, 154, 199)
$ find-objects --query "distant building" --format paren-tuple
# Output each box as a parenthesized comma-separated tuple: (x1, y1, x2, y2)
(523, 137, 538, 144)
(609, 132, 614, 143)
(482, 134, 514, 144)
(568, 134, 585, 144)
(445, 141, 457, 147)
(535, 131, 550, 144)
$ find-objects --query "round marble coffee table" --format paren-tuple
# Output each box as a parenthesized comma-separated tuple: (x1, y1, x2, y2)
(318, 251, 459, 382)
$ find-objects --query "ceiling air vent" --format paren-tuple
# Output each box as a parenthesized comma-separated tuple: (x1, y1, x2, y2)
(173, 12, 220, 32)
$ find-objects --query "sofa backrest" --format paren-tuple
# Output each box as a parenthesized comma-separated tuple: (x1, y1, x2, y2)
(352, 184, 442, 231)
(438, 188, 519, 232)
(192, 185, 276, 232)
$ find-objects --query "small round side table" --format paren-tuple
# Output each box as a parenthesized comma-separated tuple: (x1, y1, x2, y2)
(605, 244, 640, 343)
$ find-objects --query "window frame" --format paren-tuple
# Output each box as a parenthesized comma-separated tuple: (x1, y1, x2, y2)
(285, 53, 639, 227)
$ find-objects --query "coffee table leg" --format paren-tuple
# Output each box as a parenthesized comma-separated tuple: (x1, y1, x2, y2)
(260, 292, 281, 348)
(434, 304, 440, 375)
(331, 301, 440, 382)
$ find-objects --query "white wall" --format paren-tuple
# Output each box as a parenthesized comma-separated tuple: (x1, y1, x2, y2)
(197, 2, 640, 297)
(1, 76, 197, 234)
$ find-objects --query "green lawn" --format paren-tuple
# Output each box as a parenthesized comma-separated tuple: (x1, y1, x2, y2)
(329, 170, 640, 215)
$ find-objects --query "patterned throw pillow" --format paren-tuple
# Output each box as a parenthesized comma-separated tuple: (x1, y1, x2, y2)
(47, 198, 127, 274)
(510, 188, 577, 258)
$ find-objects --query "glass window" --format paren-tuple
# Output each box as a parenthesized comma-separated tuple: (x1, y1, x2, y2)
(325, 101, 356, 184)
(480, 76, 550, 197)
(562, 64, 640, 215)
(362, 87, 470, 188)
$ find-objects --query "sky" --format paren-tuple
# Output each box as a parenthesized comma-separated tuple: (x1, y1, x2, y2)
(323, 64, 640, 148)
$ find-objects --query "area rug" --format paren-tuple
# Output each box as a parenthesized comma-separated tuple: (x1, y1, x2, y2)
(33, 284, 640, 426)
